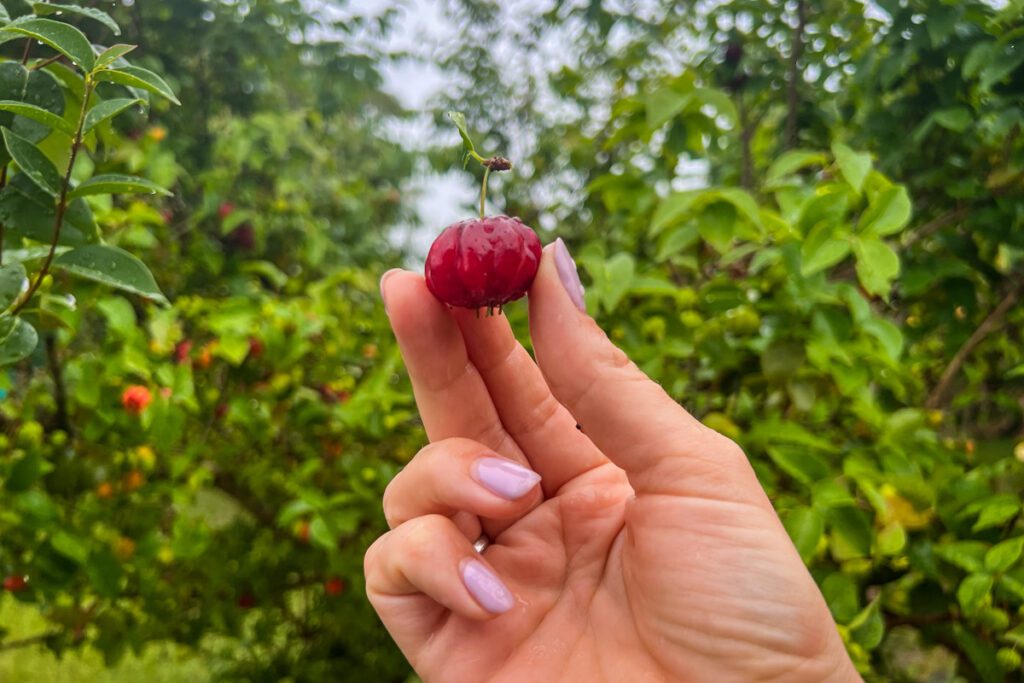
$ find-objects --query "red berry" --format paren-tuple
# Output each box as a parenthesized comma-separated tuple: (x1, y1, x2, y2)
(248, 338, 264, 359)
(425, 216, 542, 310)
(121, 385, 152, 415)
(218, 202, 235, 220)
(3, 575, 27, 592)
(324, 577, 344, 596)
(237, 593, 256, 609)
(174, 340, 193, 364)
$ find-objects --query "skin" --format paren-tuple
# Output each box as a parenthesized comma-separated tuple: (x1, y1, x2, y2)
(365, 245, 863, 683)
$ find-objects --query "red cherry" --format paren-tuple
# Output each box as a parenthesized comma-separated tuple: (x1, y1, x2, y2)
(324, 577, 344, 596)
(425, 216, 542, 310)
(121, 385, 152, 415)
(3, 575, 27, 592)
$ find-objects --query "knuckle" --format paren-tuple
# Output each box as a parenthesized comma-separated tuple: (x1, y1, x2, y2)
(398, 514, 447, 563)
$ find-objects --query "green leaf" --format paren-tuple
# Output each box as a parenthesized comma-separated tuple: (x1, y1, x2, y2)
(50, 531, 89, 565)
(0, 315, 38, 365)
(876, 523, 906, 555)
(860, 186, 911, 237)
(832, 142, 872, 195)
(964, 41, 997, 79)
(447, 110, 475, 162)
(0, 174, 97, 245)
(650, 190, 698, 235)
(655, 223, 699, 261)
(935, 541, 989, 573)
(0, 4, 8, 24)
(0, 62, 65, 145)
(692, 87, 737, 125)
(0, 262, 26, 311)
(767, 446, 830, 487)
(932, 107, 972, 133)
(985, 536, 1024, 573)
(783, 506, 823, 562)
(958, 573, 994, 614)
(5, 452, 42, 491)
(54, 244, 168, 305)
(31, 3, 121, 36)
(645, 86, 691, 129)
(86, 548, 123, 598)
(83, 97, 143, 135)
(822, 572, 860, 623)
(849, 599, 884, 650)
(0, 100, 73, 135)
(2, 126, 61, 195)
(861, 317, 904, 360)
(980, 44, 1024, 90)
(801, 219, 851, 276)
(93, 44, 136, 71)
(697, 201, 736, 253)
(2, 17, 95, 71)
(852, 237, 900, 297)
(602, 252, 635, 312)
(766, 149, 827, 185)
(973, 496, 1021, 531)
(954, 624, 1003, 683)
(95, 66, 179, 105)
(829, 506, 873, 560)
(69, 174, 171, 199)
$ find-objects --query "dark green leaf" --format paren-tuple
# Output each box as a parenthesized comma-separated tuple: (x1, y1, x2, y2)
(829, 506, 873, 560)
(93, 44, 135, 71)
(832, 142, 872, 195)
(5, 452, 42, 491)
(31, 3, 121, 36)
(83, 97, 143, 134)
(2, 126, 62, 195)
(86, 548, 123, 598)
(954, 624, 1003, 683)
(2, 17, 95, 71)
(69, 174, 171, 198)
(0, 4, 8, 24)
(849, 599, 884, 650)
(0, 261, 26, 311)
(0, 174, 97, 245)
(0, 315, 38, 365)
(697, 201, 735, 253)
(645, 86, 691, 129)
(54, 244, 168, 305)
(95, 66, 179, 105)
(936, 541, 990, 573)
(0, 62, 64, 145)
(822, 572, 860, 623)
(783, 506, 823, 561)
(767, 446, 830, 487)
(0, 100, 73, 135)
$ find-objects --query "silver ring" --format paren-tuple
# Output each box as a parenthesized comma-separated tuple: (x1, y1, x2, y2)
(473, 534, 490, 553)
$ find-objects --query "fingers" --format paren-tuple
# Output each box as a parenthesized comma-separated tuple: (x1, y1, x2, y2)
(451, 308, 608, 493)
(365, 515, 519, 636)
(528, 240, 764, 500)
(383, 437, 543, 529)
(381, 269, 524, 461)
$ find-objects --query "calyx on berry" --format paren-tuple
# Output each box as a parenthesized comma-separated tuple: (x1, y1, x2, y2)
(424, 113, 542, 313)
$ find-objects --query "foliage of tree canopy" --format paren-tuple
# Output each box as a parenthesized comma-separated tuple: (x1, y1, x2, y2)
(1, 1, 1023, 681)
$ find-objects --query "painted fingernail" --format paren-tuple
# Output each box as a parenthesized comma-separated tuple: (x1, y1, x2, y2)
(553, 238, 586, 312)
(472, 457, 541, 500)
(379, 268, 400, 313)
(461, 558, 515, 614)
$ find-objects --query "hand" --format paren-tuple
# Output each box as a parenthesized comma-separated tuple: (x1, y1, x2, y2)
(365, 240, 861, 683)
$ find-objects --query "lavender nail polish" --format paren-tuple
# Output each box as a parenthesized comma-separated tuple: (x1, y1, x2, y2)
(462, 559, 515, 614)
(473, 457, 541, 500)
(553, 238, 586, 312)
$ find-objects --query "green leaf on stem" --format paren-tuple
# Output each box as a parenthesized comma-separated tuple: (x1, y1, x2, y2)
(852, 236, 900, 297)
(83, 98, 142, 135)
(447, 110, 475, 167)
(2, 126, 62, 196)
(0, 4, 9, 24)
(0, 262, 27, 311)
(2, 17, 95, 71)
(0, 62, 65, 146)
(985, 535, 1024, 573)
(860, 186, 912, 237)
(93, 44, 136, 71)
(0, 315, 38, 365)
(54, 244, 169, 305)
(783, 506, 823, 561)
(31, 3, 121, 36)
(0, 100, 73, 135)
(69, 174, 171, 199)
(95, 65, 179, 105)
(832, 142, 872, 195)
(0, 174, 98, 245)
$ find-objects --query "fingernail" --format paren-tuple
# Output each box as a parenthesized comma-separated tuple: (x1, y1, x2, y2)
(461, 558, 515, 614)
(379, 268, 400, 313)
(472, 457, 541, 500)
(553, 238, 586, 312)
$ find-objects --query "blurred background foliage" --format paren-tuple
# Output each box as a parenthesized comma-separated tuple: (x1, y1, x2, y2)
(1, 1, 1023, 681)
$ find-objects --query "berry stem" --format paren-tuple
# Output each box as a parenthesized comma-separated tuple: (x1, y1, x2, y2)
(480, 165, 491, 219)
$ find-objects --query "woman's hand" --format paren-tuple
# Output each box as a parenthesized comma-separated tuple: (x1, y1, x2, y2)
(365, 240, 861, 683)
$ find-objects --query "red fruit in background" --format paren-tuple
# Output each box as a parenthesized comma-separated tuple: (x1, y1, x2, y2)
(225, 223, 256, 251)
(248, 338, 264, 359)
(121, 385, 152, 415)
(425, 216, 541, 310)
(324, 577, 344, 596)
(3, 575, 27, 592)
(218, 202, 235, 220)
(237, 593, 256, 609)
(174, 340, 193, 364)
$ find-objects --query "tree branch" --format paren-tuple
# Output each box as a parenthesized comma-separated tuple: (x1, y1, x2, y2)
(926, 277, 1024, 409)
(45, 334, 72, 435)
(784, 0, 807, 150)
(0, 630, 61, 652)
(903, 207, 969, 247)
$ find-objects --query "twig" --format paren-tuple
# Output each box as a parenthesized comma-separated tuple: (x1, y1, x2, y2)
(45, 334, 72, 435)
(903, 207, 969, 247)
(10, 78, 94, 316)
(20, 39, 32, 66)
(784, 0, 807, 150)
(925, 277, 1024, 409)
(30, 54, 65, 72)
(738, 95, 755, 190)
(0, 630, 61, 652)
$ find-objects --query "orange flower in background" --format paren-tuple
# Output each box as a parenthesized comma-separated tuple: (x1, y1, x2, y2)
(147, 125, 167, 142)
(121, 385, 152, 415)
(96, 482, 114, 499)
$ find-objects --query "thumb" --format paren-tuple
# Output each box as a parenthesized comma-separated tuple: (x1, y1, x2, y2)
(528, 239, 762, 501)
